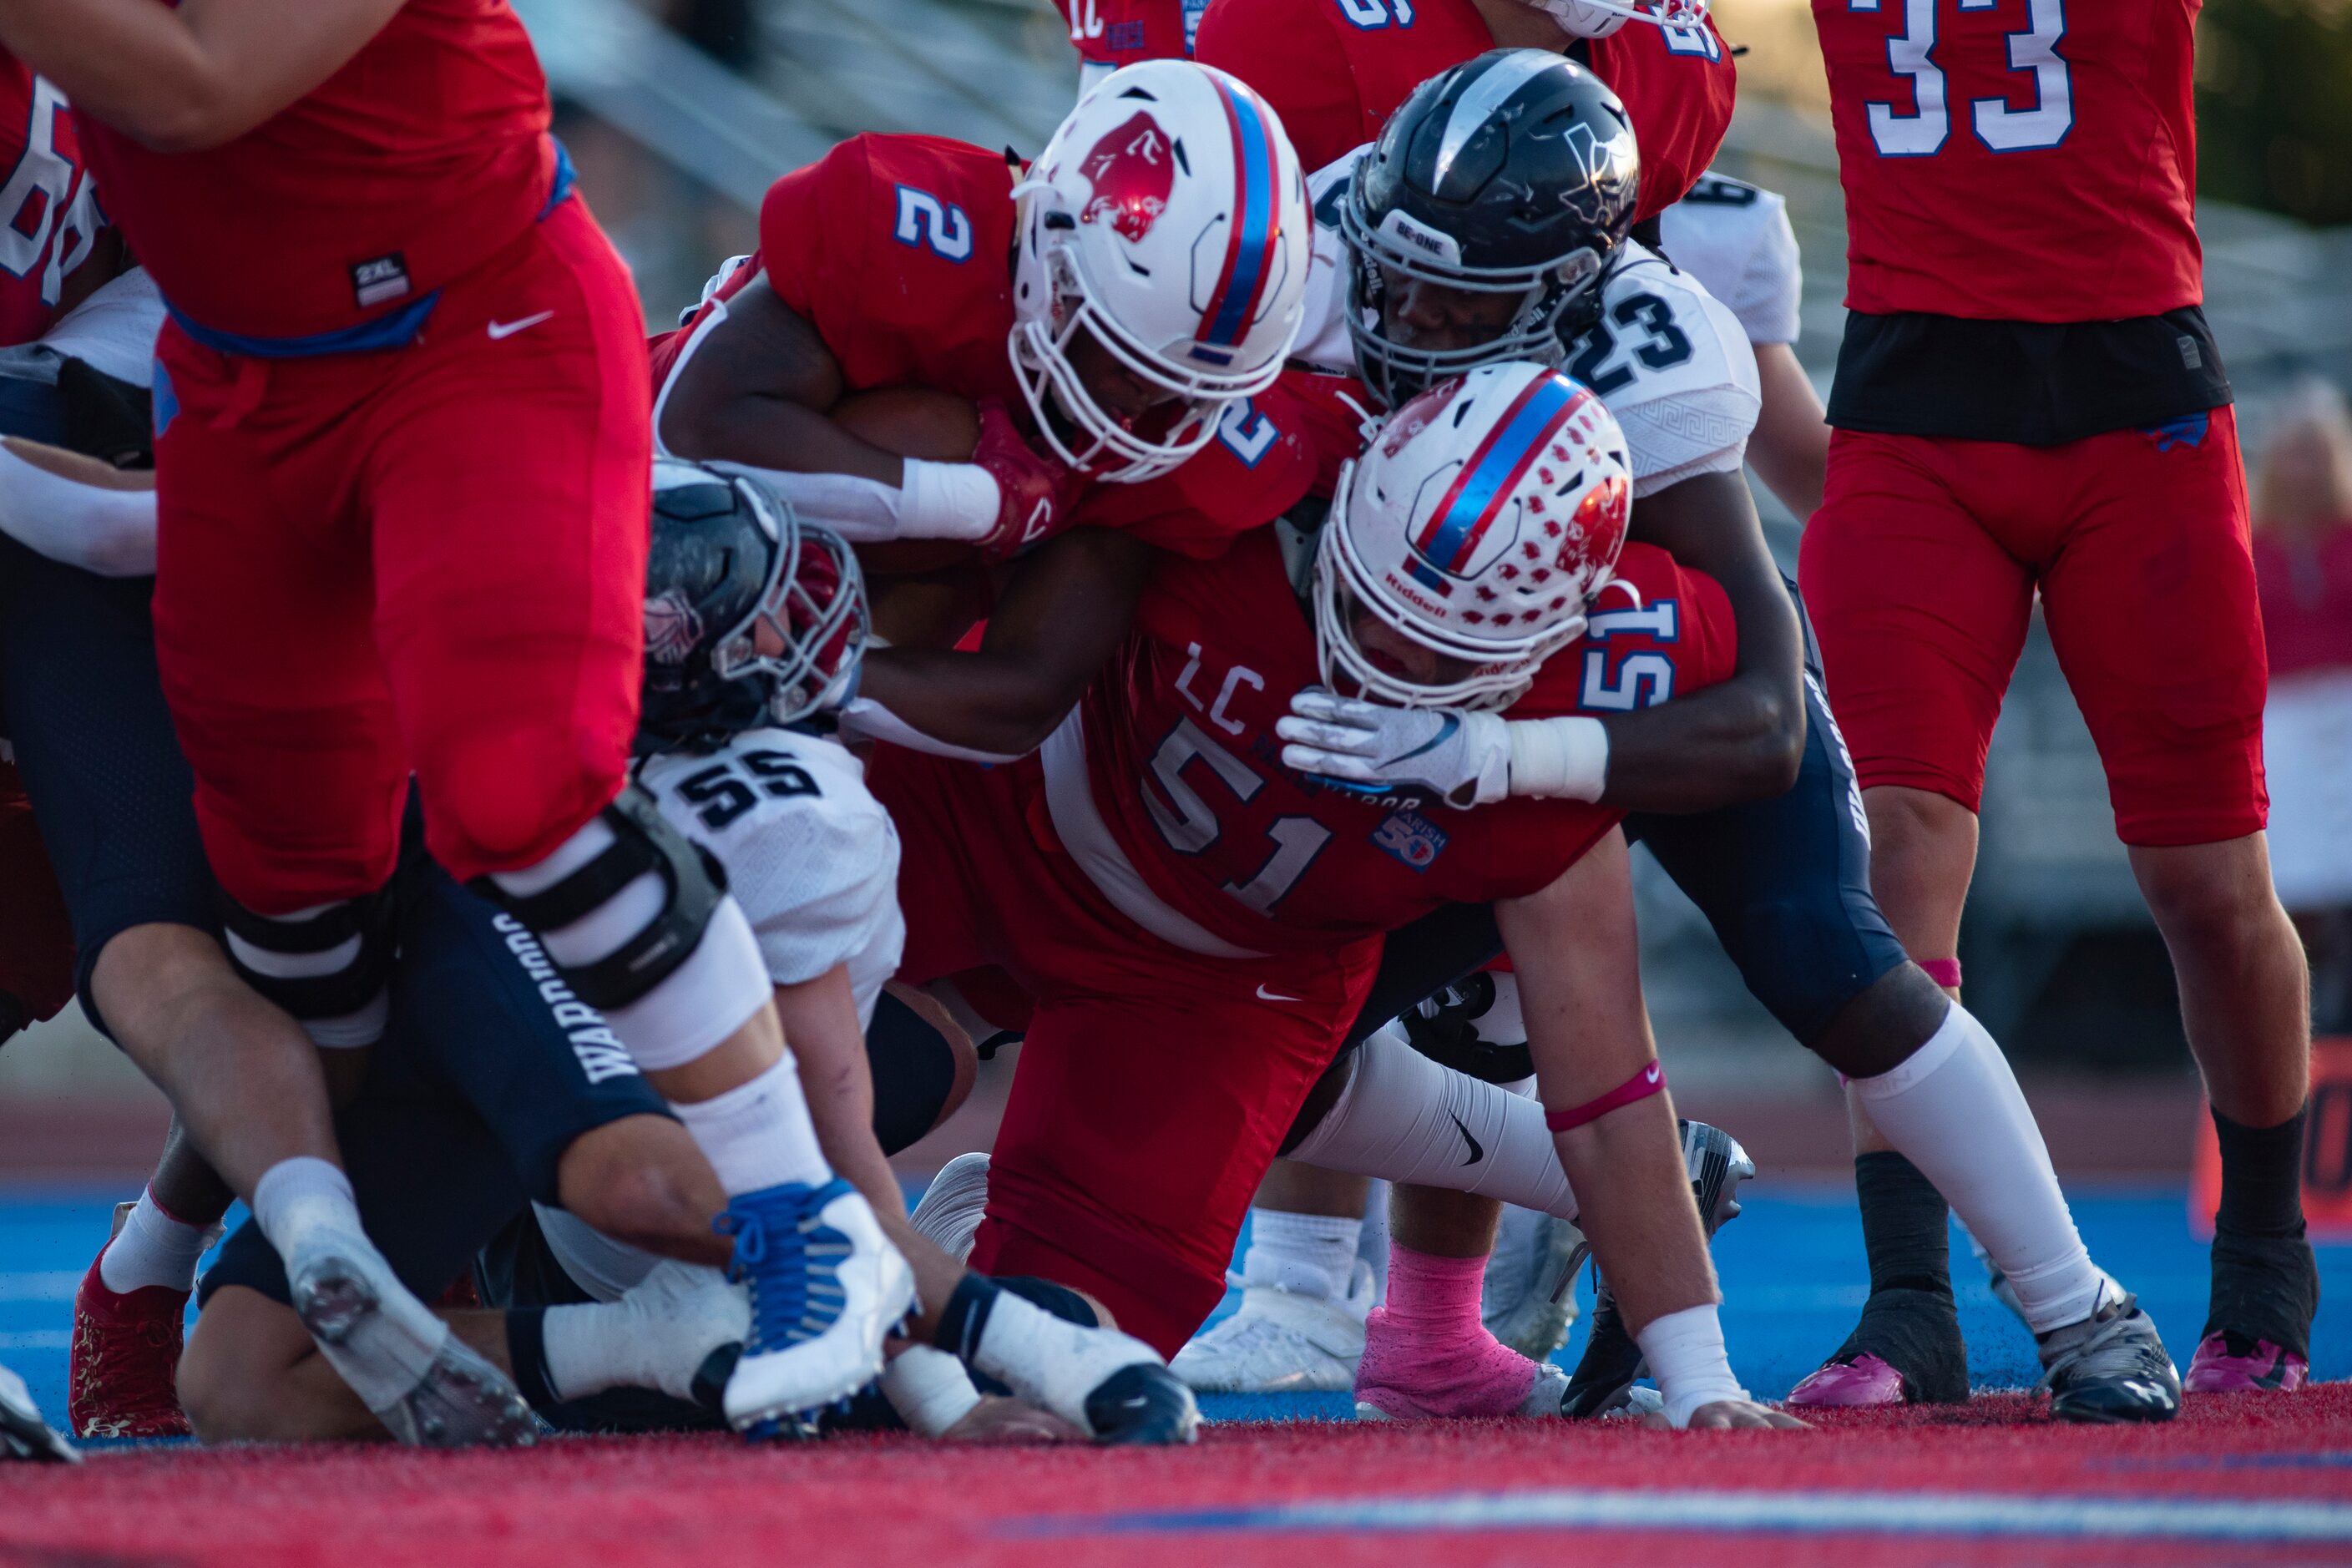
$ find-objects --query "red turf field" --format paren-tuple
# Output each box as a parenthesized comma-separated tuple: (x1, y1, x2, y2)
(5, 1387, 2349, 1567)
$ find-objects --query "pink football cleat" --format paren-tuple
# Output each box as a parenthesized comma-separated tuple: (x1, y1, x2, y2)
(1787, 1352, 1909, 1409)
(2183, 1333, 2309, 1394)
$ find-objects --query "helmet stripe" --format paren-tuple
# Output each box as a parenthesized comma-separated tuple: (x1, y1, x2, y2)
(1411, 372, 1586, 578)
(1197, 78, 1281, 350)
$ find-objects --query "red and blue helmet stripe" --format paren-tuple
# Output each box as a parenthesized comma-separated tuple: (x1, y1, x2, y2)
(1408, 372, 1588, 594)
(1195, 78, 1283, 360)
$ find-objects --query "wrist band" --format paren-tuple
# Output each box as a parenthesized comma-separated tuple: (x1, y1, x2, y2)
(1635, 1302, 1748, 1428)
(1544, 1060, 1666, 1132)
(1505, 714, 1609, 802)
(1916, 957, 1962, 990)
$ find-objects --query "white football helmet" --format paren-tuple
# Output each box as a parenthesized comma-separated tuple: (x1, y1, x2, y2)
(1528, 0, 1709, 41)
(1010, 59, 1311, 483)
(1316, 362, 1633, 711)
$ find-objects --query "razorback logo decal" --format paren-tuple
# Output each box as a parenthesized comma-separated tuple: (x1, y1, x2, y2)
(1080, 113, 1176, 242)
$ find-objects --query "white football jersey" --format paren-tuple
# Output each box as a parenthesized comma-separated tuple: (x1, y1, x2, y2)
(639, 726, 905, 1029)
(1656, 174, 1803, 348)
(1298, 149, 1760, 500)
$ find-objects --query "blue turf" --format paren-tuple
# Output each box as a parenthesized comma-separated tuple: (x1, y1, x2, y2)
(3, 1184, 2344, 1431)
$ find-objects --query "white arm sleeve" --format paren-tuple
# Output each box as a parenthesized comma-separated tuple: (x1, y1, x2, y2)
(836, 695, 1029, 766)
(0, 440, 158, 576)
(704, 459, 999, 544)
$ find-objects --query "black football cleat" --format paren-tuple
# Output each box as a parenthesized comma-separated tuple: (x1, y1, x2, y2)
(1084, 1363, 1200, 1445)
(2040, 1288, 2180, 1424)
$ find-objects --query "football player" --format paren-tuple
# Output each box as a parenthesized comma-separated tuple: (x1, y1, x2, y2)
(1798, 0, 2314, 1403)
(2, 0, 885, 1444)
(1233, 51, 2171, 1424)
(1194, 0, 1734, 222)
(867, 361, 1800, 1431)
(650, 58, 1317, 587)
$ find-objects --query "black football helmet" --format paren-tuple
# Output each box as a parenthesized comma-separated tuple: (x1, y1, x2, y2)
(637, 459, 868, 752)
(1342, 50, 1640, 407)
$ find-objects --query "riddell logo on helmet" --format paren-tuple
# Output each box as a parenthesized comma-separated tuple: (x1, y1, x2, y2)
(1080, 114, 1176, 242)
(1385, 564, 1453, 611)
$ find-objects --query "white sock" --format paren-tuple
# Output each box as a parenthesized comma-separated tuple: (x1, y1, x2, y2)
(670, 1055, 833, 1196)
(1852, 1003, 2105, 1332)
(1240, 1208, 1363, 1299)
(98, 1188, 213, 1295)
(249, 1156, 364, 1260)
(1287, 1021, 1578, 1221)
(539, 1262, 746, 1404)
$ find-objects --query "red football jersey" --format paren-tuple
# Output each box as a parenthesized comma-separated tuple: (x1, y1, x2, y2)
(75, 0, 559, 342)
(1192, 0, 1734, 220)
(0, 51, 115, 347)
(651, 132, 1315, 559)
(1813, 0, 2202, 321)
(1067, 529, 1735, 957)
(1052, 0, 1193, 68)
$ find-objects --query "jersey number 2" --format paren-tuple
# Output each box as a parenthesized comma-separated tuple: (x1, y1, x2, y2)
(1853, 0, 2071, 157)
(893, 186, 974, 262)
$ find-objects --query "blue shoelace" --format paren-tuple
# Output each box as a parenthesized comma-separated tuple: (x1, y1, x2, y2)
(716, 1177, 856, 1355)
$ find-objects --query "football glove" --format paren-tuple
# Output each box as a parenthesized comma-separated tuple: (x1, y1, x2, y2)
(1277, 688, 1510, 809)
(971, 398, 1084, 561)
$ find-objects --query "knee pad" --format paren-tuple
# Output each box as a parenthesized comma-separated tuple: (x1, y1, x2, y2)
(1399, 969, 1534, 1085)
(219, 890, 397, 1048)
(474, 786, 726, 1013)
(866, 990, 961, 1156)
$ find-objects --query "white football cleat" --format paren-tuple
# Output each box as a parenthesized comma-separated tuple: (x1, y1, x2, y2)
(615, 1259, 751, 1405)
(908, 1151, 991, 1263)
(0, 1363, 77, 1463)
(1171, 1257, 1376, 1393)
(287, 1229, 537, 1448)
(1482, 1206, 1590, 1361)
(716, 1178, 914, 1439)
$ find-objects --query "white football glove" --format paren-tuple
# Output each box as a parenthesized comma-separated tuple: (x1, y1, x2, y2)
(1529, 0, 1630, 39)
(1277, 689, 1510, 810)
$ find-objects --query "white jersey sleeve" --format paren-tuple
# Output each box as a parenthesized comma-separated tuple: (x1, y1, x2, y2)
(640, 727, 905, 1028)
(1655, 175, 1803, 347)
(1571, 241, 1760, 498)
(1292, 147, 1370, 376)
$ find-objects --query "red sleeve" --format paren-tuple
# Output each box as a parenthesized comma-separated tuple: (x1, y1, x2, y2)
(1195, 0, 1363, 174)
(1587, 19, 1737, 220)
(756, 137, 874, 324)
(1074, 392, 1319, 559)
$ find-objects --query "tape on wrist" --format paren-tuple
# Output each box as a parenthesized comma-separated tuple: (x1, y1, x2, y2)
(1505, 715, 1609, 802)
(1635, 1302, 1749, 1428)
(878, 1343, 984, 1437)
(1544, 1060, 1665, 1132)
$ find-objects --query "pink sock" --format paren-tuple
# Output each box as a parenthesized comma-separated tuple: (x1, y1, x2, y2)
(1356, 1242, 1546, 1419)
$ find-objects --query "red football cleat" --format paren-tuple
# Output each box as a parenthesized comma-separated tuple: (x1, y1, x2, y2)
(68, 1248, 194, 1439)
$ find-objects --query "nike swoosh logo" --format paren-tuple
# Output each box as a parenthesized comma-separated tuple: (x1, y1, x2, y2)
(1256, 984, 1301, 1003)
(1644, 1064, 1661, 1085)
(1382, 711, 1459, 766)
(1449, 1111, 1484, 1166)
(486, 310, 555, 340)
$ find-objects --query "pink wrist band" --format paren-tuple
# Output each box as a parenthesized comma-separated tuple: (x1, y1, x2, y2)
(1917, 958, 1962, 989)
(1545, 1060, 1666, 1133)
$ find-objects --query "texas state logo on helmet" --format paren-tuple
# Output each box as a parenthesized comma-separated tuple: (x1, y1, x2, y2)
(1315, 362, 1633, 711)
(1011, 58, 1312, 483)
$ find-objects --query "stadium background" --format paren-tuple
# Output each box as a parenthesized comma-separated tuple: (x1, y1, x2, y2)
(3, 0, 2348, 1412)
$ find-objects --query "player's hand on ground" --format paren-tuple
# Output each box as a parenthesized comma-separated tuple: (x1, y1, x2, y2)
(940, 1395, 1086, 1444)
(1648, 1400, 1812, 1430)
(970, 398, 1084, 560)
(1276, 689, 1510, 808)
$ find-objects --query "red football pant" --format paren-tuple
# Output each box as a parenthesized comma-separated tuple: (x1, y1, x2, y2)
(1798, 410, 2267, 848)
(869, 742, 1381, 1358)
(150, 200, 653, 911)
